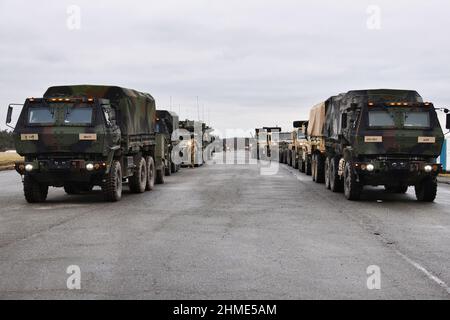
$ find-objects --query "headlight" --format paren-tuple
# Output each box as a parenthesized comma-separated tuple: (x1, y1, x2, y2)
(25, 164, 34, 172)
(366, 164, 375, 172)
(424, 165, 432, 173)
(86, 163, 94, 171)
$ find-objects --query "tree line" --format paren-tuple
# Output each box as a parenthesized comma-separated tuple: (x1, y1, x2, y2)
(0, 130, 15, 151)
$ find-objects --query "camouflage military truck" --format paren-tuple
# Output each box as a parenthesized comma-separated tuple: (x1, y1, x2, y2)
(255, 127, 281, 161)
(6, 85, 158, 203)
(277, 132, 292, 164)
(288, 120, 308, 170)
(178, 120, 204, 167)
(309, 89, 449, 201)
(155, 110, 180, 184)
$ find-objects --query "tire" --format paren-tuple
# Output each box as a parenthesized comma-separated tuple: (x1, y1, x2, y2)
(305, 155, 312, 176)
(292, 154, 298, 169)
(24, 175, 48, 203)
(311, 154, 317, 181)
(171, 161, 176, 173)
(415, 177, 437, 202)
(299, 158, 305, 173)
(129, 157, 147, 193)
(156, 165, 165, 184)
(330, 157, 343, 192)
(165, 160, 172, 176)
(325, 157, 331, 190)
(145, 156, 155, 191)
(344, 161, 362, 201)
(102, 160, 122, 202)
(315, 154, 325, 183)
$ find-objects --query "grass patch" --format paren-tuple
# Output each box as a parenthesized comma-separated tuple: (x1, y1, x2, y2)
(0, 152, 23, 167)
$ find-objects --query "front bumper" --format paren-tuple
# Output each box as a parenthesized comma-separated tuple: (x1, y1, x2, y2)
(15, 159, 108, 186)
(353, 160, 440, 186)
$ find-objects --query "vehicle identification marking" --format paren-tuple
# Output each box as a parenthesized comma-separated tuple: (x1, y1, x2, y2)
(20, 133, 38, 141)
(418, 136, 435, 143)
(79, 133, 97, 141)
(365, 136, 383, 143)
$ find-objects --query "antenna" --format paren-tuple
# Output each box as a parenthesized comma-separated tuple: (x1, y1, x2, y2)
(197, 96, 200, 121)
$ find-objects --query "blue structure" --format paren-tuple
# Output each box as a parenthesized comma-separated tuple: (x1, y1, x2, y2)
(441, 139, 447, 172)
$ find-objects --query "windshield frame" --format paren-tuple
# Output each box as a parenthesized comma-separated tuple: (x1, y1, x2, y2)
(27, 105, 57, 126)
(366, 108, 432, 130)
(62, 104, 95, 127)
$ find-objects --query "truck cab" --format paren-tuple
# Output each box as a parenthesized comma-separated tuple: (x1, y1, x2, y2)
(323, 89, 448, 201)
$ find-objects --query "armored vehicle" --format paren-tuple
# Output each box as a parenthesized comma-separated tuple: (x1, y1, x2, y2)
(277, 132, 293, 164)
(308, 89, 449, 201)
(155, 110, 180, 183)
(6, 85, 157, 202)
(178, 120, 204, 167)
(289, 121, 308, 170)
(255, 127, 281, 161)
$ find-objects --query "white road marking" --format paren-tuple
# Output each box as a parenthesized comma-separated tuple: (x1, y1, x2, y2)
(394, 250, 450, 295)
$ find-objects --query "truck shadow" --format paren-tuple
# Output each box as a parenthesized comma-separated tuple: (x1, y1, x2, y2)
(357, 186, 423, 203)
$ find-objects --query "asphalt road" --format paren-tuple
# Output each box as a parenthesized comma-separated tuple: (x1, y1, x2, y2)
(0, 151, 449, 299)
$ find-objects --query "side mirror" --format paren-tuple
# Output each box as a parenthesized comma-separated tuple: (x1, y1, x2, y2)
(446, 113, 450, 129)
(293, 121, 304, 128)
(341, 113, 348, 129)
(6, 106, 13, 124)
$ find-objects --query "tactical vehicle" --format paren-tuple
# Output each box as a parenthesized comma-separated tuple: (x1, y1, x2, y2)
(178, 120, 205, 167)
(305, 89, 449, 201)
(277, 132, 292, 164)
(155, 110, 180, 184)
(289, 121, 308, 170)
(6, 85, 157, 202)
(255, 127, 281, 161)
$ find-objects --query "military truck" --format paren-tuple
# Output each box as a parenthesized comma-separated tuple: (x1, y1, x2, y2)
(155, 110, 180, 183)
(255, 127, 281, 161)
(308, 89, 449, 201)
(289, 121, 308, 170)
(178, 120, 204, 167)
(6, 85, 157, 202)
(277, 132, 292, 164)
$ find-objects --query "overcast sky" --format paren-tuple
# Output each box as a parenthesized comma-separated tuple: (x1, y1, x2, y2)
(1, 0, 449, 136)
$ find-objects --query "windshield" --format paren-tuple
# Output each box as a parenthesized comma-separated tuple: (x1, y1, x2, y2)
(404, 111, 430, 127)
(64, 104, 93, 125)
(28, 106, 56, 124)
(368, 110, 431, 128)
(368, 111, 395, 127)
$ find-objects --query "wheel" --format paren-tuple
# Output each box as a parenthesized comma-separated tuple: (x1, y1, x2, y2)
(24, 175, 48, 203)
(145, 156, 155, 191)
(325, 157, 331, 190)
(311, 154, 317, 181)
(305, 155, 312, 176)
(385, 185, 408, 194)
(156, 165, 165, 184)
(102, 160, 122, 202)
(415, 177, 437, 202)
(330, 157, 343, 192)
(292, 154, 298, 169)
(165, 160, 172, 176)
(344, 161, 362, 200)
(315, 154, 325, 183)
(299, 158, 305, 173)
(171, 161, 176, 173)
(129, 157, 147, 193)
